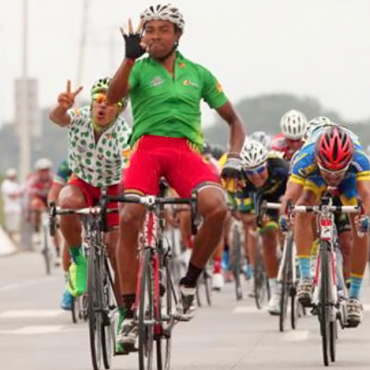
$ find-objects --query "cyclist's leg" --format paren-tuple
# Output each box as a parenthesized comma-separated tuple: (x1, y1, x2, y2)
(58, 179, 89, 296)
(116, 137, 162, 344)
(339, 178, 368, 325)
(178, 207, 192, 264)
(29, 195, 45, 232)
(260, 219, 280, 315)
(165, 142, 227, 314)
(335, 212, 352, 287)
(294, 178, 321, 304)
(101, 185, 123, 308)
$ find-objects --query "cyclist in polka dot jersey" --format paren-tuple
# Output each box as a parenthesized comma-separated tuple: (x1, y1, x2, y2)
(49, 78, 131, 301)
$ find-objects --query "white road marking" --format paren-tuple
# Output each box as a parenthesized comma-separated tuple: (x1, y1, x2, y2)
(0, 276, 59, 293)
(0, 310, 64, 318)
(282, 330, 310, 342)
(0, 325, 86, 335)
(233, 306, 262, 314)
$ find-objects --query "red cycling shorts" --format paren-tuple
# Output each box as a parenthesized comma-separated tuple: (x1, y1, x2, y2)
(123, 135, 220, 197)
(68, 175, 119, 227)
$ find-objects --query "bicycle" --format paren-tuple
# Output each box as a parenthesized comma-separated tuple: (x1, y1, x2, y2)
(195, 264, 212, 307)
(229, 211, 245, 301)
(263, 201, 305, 332)
(289, 193, 361, 366)
(101, 185, 198, 370)
(49, 203, 120, 370)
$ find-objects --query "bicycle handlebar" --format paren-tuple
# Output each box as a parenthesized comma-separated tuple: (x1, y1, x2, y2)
(290, 205, 360, 213)
(100, 189, 199, 235)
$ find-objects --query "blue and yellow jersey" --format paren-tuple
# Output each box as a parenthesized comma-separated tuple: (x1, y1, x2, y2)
(289, 135, 370, 205)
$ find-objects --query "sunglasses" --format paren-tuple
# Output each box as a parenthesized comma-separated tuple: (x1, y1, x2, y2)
(92, 93, 122, 107)
(244, 163, 267, 176)
(317, 162, 350, 176)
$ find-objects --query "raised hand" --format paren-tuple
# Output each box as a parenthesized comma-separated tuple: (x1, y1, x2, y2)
(121, 18, 146, 60)
(57, 80, 83, 110)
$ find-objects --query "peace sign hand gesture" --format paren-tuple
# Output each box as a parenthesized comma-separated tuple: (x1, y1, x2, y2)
(57, 80, 83, 110)
(121, 19, 146, 60)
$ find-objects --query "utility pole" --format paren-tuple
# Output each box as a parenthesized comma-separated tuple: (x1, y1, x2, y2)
(19, 0, 30, 182)
(76, 0, 90, 87)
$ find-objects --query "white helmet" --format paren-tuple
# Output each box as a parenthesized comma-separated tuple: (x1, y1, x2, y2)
(249, 131, 272, 150)
(240, 139, 268, 169)
(280, 109, 308, 140)
(141, 4, 185, 32)
(5, 168, 17, 178)
(34, 158, 53, 170)
(304, 116, 335, 140)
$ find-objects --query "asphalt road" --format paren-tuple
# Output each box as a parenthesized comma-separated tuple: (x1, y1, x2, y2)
(1, 251, 370, 370)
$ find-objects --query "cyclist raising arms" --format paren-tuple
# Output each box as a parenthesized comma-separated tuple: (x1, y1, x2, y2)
(49, 78, 131, 305)
(107, 3, 245, 346)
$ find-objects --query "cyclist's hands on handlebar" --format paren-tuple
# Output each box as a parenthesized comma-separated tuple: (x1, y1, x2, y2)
(221, 154, 243, 192)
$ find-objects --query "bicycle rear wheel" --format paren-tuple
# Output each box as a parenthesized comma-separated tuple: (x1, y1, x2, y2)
(231, 225, 243, 301)
(87, 248, 103, 370)
(138, 249, 154, 370)
(319, 242, 330, 367)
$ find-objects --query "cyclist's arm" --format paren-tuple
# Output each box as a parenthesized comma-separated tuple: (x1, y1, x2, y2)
(49, 105, 71, 127)
(279, 180, 303, 215)
(216, 102, 246, 154)
(106, 59, 135, 105)
(357, 180, 370, 214)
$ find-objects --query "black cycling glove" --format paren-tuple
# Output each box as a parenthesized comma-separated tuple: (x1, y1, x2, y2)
(124, 33, 145, 60)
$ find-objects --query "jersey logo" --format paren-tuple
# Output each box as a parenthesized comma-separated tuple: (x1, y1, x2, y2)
(217, 82, 223, 92)
(298, 163, 317, 177)
(183, 80, 199, 88)
(150, 77, 164, 87)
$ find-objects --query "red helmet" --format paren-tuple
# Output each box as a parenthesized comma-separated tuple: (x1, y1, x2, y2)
(315, 126, 354, 171)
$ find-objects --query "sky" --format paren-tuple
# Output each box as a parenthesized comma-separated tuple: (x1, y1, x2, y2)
(2, 0, 370, 128)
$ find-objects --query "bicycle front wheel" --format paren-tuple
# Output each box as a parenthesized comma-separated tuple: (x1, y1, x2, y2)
(138, 249, 154, 370)
(254, 239, 269, 309)
(231, 225, 243, 301)
(319, 241, 330, 367)
(87, 248, 103, 370)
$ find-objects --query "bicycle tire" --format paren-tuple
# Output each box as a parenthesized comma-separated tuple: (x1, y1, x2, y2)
(232, 225, 243, 301)
(254, 239, 269, 309)
(42, 225, 52, 275)
(204, 269, 212, 306)
(329, 320, 337, 362)
(87, 247, 103, 370)
(101, 259, 114, 370)
(319, 241, 330, 367)
(138, 249, 154, 370)
(279, 264, 289, 332)
(71, 296, 77, 324)
(156, 263, 174, 370)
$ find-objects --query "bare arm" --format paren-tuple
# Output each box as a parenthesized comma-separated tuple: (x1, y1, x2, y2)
(357, 180, 370, 214)
(279, 180, 304, 215)
(49, 105, 71, 127)
(215, 101, 246, 155)
(106, 59, 135, 105)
